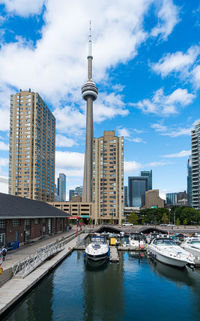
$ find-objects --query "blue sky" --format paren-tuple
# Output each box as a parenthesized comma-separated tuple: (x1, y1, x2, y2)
(0, 0, 199, 199)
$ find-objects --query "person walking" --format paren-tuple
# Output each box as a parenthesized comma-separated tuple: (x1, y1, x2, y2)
(2, 247, 7, 261)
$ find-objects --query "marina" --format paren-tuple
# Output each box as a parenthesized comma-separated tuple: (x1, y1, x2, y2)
(1, 226, 200, 319)
(1, 250, 200, 321)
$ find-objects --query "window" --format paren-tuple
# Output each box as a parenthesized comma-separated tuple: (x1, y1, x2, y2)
(0, 220, 6, 228)
(24, 219, 30, 226)
(12, 219, 20, 227)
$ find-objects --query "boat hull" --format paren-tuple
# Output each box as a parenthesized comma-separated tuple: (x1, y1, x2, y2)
(148, 248, 188, 268)
(181, 245, 200, 260)
(85, 252, 109, 267)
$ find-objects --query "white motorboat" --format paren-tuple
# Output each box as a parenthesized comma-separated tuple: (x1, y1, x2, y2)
(147, 238, 195, 268)
(85, 235, 110, 267)
(181, 237, 200, 260)
(129, 233, 146, 249)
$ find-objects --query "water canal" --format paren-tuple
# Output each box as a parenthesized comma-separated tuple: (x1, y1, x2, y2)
(2, 251, 200, 321)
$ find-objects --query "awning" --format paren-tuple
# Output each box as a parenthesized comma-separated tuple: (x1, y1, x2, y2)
(81, 215, 90, 218)
(68, 216, 81, 220)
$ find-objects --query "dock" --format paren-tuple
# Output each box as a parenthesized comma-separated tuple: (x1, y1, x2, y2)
(110, 246, 119, 263)
(0, 231, 87, 317)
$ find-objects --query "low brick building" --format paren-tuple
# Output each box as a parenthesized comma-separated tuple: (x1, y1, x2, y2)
(0, 193, 70, 247)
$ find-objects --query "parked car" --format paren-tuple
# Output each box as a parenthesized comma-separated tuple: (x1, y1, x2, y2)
(122, 223, 133, 227)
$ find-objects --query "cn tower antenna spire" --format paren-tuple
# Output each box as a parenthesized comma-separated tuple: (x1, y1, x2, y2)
(88, 20, 92, 57)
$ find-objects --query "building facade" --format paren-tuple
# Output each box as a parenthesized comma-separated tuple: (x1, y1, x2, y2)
(93, 131, 124, 224)
(141, 170, 152, 190)
(166, 193, 177, 205)
(57, 173, 66, 202)
(50, 201, 93, 223)
(124, 186, 128, 207)
(192, 121, 200, 209)
(0, 193, 69, 248)
(69, 186, 83, 201)
(9, 90, 55, 202)
(145, 190, 164, 208)
(128, 176, 148, 208)
(187, 156, 192, 207)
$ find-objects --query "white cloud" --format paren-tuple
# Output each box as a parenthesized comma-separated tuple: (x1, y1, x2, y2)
(162, 127, 191, 137)
(132, 88, 195, 116)
(0, 0, 180, 123)
(151, 123, 167, 132)
(56, 134, 77, 148)
(146, 161, 171, 167)
(163, 150, 191, 158)
(152, 46, 200, 77)
(0, 0, 45, 17)
(56, 151, 84, 169)
(192, 65, 200, 89)
(125, 161, 142, 173)
(0, 141, 9, 150)
(117, 127, 145, 143)
(0, 176, 8, 194)
(151, 0, 180, 40)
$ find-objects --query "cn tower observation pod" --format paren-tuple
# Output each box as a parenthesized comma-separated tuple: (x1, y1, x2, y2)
(82, 80, 98, 101)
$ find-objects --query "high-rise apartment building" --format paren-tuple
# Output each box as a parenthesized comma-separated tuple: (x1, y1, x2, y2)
(191, 121, 200, 209)
(141, 170, 152, 190)
(57, 173, 66, 202)
(128, 176, 148, 208)
(187, 156, 192, 207)
(93, 131, 124, 224)
(9, 90, 55, 202)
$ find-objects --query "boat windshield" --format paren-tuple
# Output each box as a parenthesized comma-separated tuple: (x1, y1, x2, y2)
(91, 236, 106, 243)
(190, 240, 200, 244)
(154, 239, 175, 246)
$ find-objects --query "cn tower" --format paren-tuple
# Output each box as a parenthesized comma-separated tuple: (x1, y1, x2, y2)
(82, 23, 98, 202)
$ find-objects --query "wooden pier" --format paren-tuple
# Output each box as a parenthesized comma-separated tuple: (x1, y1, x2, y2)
(110, 246, 119, 263)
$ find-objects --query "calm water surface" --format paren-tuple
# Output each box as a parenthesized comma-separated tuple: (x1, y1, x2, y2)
(3, 251, 200, 321)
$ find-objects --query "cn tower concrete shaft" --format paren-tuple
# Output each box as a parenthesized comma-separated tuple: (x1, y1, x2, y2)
(82, 36, 98, 202)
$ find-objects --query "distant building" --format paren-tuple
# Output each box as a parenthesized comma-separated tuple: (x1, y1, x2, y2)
(187, 156, 192, 207)
(93, 131, 124, 224)
(128, 176, 148, 208)
(166, 193, 177, 205)
(50, 201, 93, 223)
(192, 121, 200, 209)
(145, 190, 164, 208)
(124, 186, 128, 207)
(57, 173, 66, 202)
(141, 170, 152, 190)
(69, 186, 83, 201)
(9, 90, 55, 202)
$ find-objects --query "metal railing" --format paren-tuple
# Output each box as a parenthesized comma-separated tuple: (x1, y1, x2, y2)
(13, 241, 64, 279)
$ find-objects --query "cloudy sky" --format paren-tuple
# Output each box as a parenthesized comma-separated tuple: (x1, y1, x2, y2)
(0, 0, 199, 199)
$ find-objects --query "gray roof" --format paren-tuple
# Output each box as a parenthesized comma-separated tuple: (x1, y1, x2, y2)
(0, 193, 70, 219)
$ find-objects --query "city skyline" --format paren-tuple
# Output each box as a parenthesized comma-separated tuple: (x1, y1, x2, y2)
(0, 1, 199, 199)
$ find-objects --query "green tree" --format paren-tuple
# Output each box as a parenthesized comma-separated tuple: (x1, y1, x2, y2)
(183, 218, 188, 225)
(128, 211, 138, 225)
(176, 218, 180, 225)
(161, 213, 169, 224)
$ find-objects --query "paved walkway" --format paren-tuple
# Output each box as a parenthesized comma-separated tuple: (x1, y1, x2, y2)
(1, 228, 77, 270)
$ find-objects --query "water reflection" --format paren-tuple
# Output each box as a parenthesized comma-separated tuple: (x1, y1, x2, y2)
(83, 252, 124, 321)
(4, 274, 54, 321)
(148, 258, 200, 318)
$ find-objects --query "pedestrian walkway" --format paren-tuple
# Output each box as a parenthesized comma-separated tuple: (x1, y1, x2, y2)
(0, 231, 88, 316)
